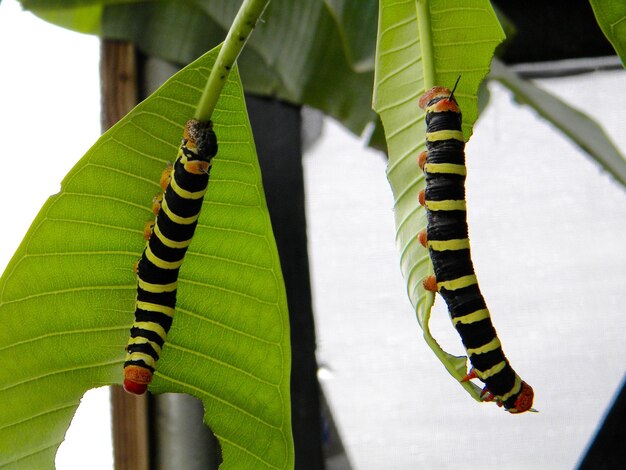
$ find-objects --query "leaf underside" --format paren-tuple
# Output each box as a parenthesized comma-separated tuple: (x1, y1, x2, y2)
(373, 0, 505, 402)
(0, 47, 293, 469)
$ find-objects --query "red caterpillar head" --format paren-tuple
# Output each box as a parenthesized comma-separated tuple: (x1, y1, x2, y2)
(506, 381, 535, 414)
(418, 86, 460, 114)
(124, 365, 152, 395)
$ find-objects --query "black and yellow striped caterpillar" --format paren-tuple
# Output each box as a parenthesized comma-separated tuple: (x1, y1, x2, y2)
(416, 85, 534, 413)
(124, 119, 218, 395)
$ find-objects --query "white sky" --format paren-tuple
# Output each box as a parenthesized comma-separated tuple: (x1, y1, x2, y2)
(1, 0, 625, 469)
(0, 0, 101, 270)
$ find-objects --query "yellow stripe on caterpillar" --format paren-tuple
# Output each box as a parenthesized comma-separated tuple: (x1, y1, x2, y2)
(425, 129, 464, 142)
(437, 274, 478, 291)
(125, 351, 157, 369)
(137, 277, 178, 293)
(475, 361, 507, 380)
(467, 337, 502, 356)
(499, 376, 523, 402)
(170, 173, 208, 200)
(424, 101, 461, 115)
(153, 223, 193, 249)
(135, 300, 175, 317)
(127, 336, 163, 356)
(161, 197, 200, 225)
(428, 238, 470, 251)
(452, 308, 490, 326)
(132, 321, 168, 341)
(426, 199, 466, 211)
(144, 244, 185, 270)
(424, 162, 467, 176)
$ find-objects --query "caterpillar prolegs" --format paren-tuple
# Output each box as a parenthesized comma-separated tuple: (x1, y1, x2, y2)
(123, 119, 218, 395)
(417, 86, 534, 413)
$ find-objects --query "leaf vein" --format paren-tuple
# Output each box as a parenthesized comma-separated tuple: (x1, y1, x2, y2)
(0, 359, 120, 392)
(391, 173, 424, 209)
(375, 87, 423, 113)
(1, 285, 135, 307)
(179, 279, 278, 305)
(0, 402, 78, 431)
(176, 307, 281, 346)
(0, 441, 61, 467)
(165, 342, 280, 387)
(377, 56, 421, 86)
(185, 251, 272, 272)
(0, 326, 128, 353)
(214, 432, 284, 470)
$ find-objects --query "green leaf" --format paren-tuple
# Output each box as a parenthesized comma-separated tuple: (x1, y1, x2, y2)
(589, 0, 626, 65)
(373, 0, 505, 402)
(0, 47, 293, 469)
(21, 0, 379, 139)
(323, 0, 378, 71)
(489, 59, 626, 187)
(23, 3, 103, 34)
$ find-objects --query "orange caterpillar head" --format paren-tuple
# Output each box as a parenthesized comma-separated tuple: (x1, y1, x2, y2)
(124, 365, 153, 395)
(183, 119, 218, 162)
(506, 382, 535, 414)
(180, 120, 216, 175)
(418, 86, 460, 114)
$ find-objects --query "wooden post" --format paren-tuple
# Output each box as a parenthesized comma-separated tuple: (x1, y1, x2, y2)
(100, 39, 150, 470)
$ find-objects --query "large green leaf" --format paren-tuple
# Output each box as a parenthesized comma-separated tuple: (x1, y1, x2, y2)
(21, 2, 103, 34)
(373, 0, 505, 402)
(0, 47, 293, 469)
(323, 0, 378, 72)
(589, 0, 626, 65)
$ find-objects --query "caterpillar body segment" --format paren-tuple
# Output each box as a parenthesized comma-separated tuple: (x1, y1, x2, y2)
(418, 86, 534, 413)
(124, 119, 218, 395)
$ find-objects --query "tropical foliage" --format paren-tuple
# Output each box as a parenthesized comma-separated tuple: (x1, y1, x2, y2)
(1, 0, 624, 467)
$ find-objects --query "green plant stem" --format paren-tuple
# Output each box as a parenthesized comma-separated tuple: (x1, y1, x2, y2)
(194, 0, 270, 121)
(416, 0, 434, 89)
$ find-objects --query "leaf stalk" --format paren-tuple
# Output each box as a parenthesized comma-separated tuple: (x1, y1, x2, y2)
(416, 0, 434, 89)
(194, 0, 270, 121)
